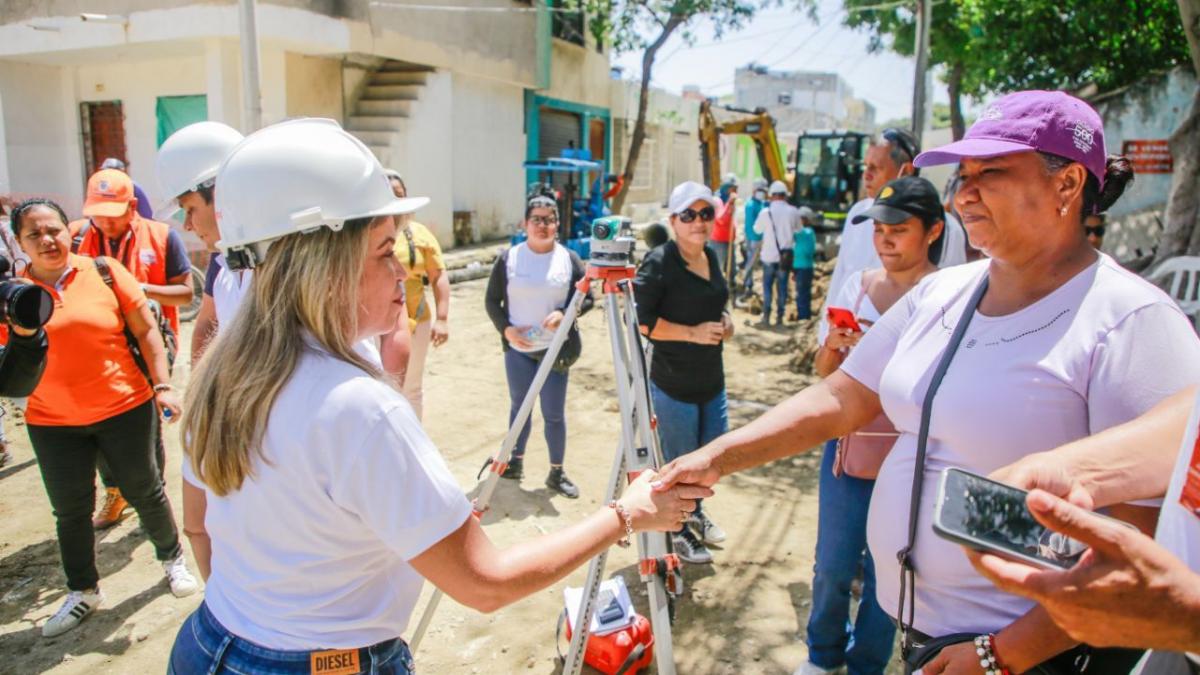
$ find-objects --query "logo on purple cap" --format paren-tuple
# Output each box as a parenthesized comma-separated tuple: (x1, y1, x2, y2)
(980, 105, 1003, 122)
(1072, 122, 1095, 154)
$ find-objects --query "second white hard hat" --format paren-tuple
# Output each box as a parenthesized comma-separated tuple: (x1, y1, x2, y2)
(215, 118, 428, 269)
(155, 121, 245, 216)
(769, 180, 789, 196)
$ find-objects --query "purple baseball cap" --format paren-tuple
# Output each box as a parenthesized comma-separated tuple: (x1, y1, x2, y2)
(914, 90, 1107, 187)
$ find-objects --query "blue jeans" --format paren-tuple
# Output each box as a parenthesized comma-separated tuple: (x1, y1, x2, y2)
(793, 267, 814, 319)
(504, 348, 568, 465)
(762, 262, 789, 320)
(711, 241, 730, 274)
(740, 239, 762, 292)
(805, 440, 894, 674)
(169, 602, 414, 674)
(650, 383, 727, 531)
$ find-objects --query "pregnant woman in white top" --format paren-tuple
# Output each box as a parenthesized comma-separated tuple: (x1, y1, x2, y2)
(169, 119, 705, 675)
(652, 91, 1200, 675)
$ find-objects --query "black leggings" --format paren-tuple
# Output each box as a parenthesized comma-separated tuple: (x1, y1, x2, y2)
(97, 421, 165, 488)
(28, 400, 182, 591)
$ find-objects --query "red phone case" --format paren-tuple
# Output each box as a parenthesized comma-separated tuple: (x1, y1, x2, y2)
(826, 307, 862, 332)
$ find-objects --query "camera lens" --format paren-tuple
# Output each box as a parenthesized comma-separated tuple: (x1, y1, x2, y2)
(593, 222, 612, 240)
(0, 281, 54, 329)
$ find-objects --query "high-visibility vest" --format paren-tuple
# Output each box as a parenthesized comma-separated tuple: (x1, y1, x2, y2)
(69, 215, 179, 333)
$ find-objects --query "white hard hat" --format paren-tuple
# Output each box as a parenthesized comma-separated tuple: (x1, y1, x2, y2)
(155, 121, 245, 216)
(723, 172, 739, 186)
(798, 206, 817, 221)
(215, 118, 428, 269)
(769, 180, 789, 196)
(752, 178, 768, 190)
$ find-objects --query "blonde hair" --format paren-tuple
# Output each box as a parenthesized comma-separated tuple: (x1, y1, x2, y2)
(182, 218, 378, 496)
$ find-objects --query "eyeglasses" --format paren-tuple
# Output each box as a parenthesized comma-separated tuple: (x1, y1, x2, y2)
(677, 207, 716, 223)
(528, 215, 559, 227)
(1085, 226, 1105, 237)
(882, 127, 919, 163)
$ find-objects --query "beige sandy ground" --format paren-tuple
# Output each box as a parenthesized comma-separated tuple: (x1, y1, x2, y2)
(0, 273, 903, 675)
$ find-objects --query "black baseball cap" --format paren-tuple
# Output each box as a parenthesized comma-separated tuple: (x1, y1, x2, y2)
(852, 176, 944, 226)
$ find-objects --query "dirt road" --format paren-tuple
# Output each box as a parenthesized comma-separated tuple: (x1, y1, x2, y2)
(0, 274, 892, 674)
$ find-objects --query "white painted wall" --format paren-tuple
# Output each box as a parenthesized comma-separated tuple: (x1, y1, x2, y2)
(0, 60, 83, 215)
(451, 72, 525, 242)
(385, 71, 454, 246)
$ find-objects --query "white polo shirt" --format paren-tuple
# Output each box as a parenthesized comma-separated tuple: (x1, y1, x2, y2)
(182, 341, 471, 649)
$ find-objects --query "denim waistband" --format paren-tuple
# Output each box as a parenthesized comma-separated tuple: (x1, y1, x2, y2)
(191, 601, 411, 673)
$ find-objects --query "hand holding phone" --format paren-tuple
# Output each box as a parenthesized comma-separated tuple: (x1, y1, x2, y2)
(933, 468, 1133, 569)
(826, 306, 862, 333)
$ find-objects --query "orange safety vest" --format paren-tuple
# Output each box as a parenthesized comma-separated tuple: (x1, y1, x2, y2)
(69, 215, 180, 333)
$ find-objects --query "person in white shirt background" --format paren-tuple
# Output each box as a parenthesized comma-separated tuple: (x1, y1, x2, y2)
(819, 127, 921, 346)
(169, 119, 706, 674)
(753, 180, 800, 326)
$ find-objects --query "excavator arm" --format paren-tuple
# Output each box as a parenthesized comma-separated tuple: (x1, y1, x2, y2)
(697, 100, 789, 191)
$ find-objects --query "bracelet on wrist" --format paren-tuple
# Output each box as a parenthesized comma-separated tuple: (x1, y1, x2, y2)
(608, 501, 633, 548)
(153, 383, 174, 393)
(974, 634, 1011, 675)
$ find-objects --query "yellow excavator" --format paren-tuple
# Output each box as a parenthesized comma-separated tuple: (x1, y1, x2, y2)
(698, 99, 790, 191)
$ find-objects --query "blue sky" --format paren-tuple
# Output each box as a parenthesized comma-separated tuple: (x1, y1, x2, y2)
(610, 0, 955, 124)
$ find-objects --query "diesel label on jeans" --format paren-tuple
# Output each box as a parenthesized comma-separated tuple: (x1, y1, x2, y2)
(310, 649, 361, 675)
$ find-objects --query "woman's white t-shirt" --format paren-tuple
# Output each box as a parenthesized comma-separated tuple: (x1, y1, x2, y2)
(842, 255, 1200, 637)
(505, 242, 573, 352)
(182, 345, 471, 649)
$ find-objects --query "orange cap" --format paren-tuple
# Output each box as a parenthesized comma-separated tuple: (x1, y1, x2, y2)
(82, 169, 135, 218)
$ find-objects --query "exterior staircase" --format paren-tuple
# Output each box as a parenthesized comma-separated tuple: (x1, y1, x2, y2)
(345, 61, 433, 167)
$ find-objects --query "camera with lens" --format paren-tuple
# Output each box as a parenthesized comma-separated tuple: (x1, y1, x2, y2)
(589, 216, 636, 267)
(0, 258, 54, 330)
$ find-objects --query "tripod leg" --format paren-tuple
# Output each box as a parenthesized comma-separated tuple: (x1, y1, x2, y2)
(562, 444, 626, 675)
(409, 284, 589, 652)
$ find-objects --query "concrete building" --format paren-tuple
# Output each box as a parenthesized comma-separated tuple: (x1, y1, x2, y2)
(610, 80, 702, 219)
(0, 0, 622, 248)
(734, 65, 875, 133)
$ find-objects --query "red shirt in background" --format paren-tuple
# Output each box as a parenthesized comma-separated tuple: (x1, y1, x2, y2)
(711, 196, 735, 244)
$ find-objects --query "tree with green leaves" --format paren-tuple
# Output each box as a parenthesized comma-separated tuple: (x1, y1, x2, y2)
(581, 0, 807, 212)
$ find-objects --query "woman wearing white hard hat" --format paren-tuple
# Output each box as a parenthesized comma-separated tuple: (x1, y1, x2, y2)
(169, 119, 706, 674)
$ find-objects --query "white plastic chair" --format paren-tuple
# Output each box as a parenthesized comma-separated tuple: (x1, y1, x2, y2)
(1146, 256, 1200, 328)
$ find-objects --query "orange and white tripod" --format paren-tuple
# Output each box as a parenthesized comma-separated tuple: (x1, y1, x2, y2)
(409, 262, 681, 675)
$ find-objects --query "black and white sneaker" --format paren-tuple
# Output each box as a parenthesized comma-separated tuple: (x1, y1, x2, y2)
(688, 511, 727, 544)
(545, 467, 580, 499)
(43, 588, 103, 638)
(672, 528, 713, 565)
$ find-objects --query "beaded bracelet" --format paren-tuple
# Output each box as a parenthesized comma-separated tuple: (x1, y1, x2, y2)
(608, 501, 633, 548)
(974, 634, 1011, 675)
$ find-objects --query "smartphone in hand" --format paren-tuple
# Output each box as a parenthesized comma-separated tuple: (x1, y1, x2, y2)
(826, 306, 862, 332)
(932, 468, 1132, 570)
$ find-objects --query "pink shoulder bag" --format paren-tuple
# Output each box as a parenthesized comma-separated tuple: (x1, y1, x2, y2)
(832, 278, 899, 479)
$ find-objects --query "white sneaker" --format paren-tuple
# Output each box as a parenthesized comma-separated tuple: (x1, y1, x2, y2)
(688, 511, 727, 544)
(43, 588, 104, 637)
(163, 555, 200, 598)
(792, 662, 843, 675)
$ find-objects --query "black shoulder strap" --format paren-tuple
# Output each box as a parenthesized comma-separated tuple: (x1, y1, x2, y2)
(897, 272, 990, 658)
(71, 221, 91, 255)
(93, 256, 115, 289)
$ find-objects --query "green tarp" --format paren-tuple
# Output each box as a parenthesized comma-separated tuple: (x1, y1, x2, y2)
(155, 95, 207, 148)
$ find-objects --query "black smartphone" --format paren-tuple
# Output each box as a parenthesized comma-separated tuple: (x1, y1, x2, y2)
(933, 467, 1095, 570)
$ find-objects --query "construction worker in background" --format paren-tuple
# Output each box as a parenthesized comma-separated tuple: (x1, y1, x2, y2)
(710, 173, 738, 273)
(99, 158, 154, 220)
(739, 178, 768, 299)
(818, 128, 920, 347)
(753, 180, 799, 326)
(155, 120, 246, 580)
(70, 168, 194, 530)
(155, 121, 246, 364)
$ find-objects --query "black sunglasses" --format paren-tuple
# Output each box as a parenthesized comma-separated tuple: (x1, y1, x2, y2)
(1085, 225, 1105, 237)
(677, 206, 716, 223)
(882, 127, 918, 163)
